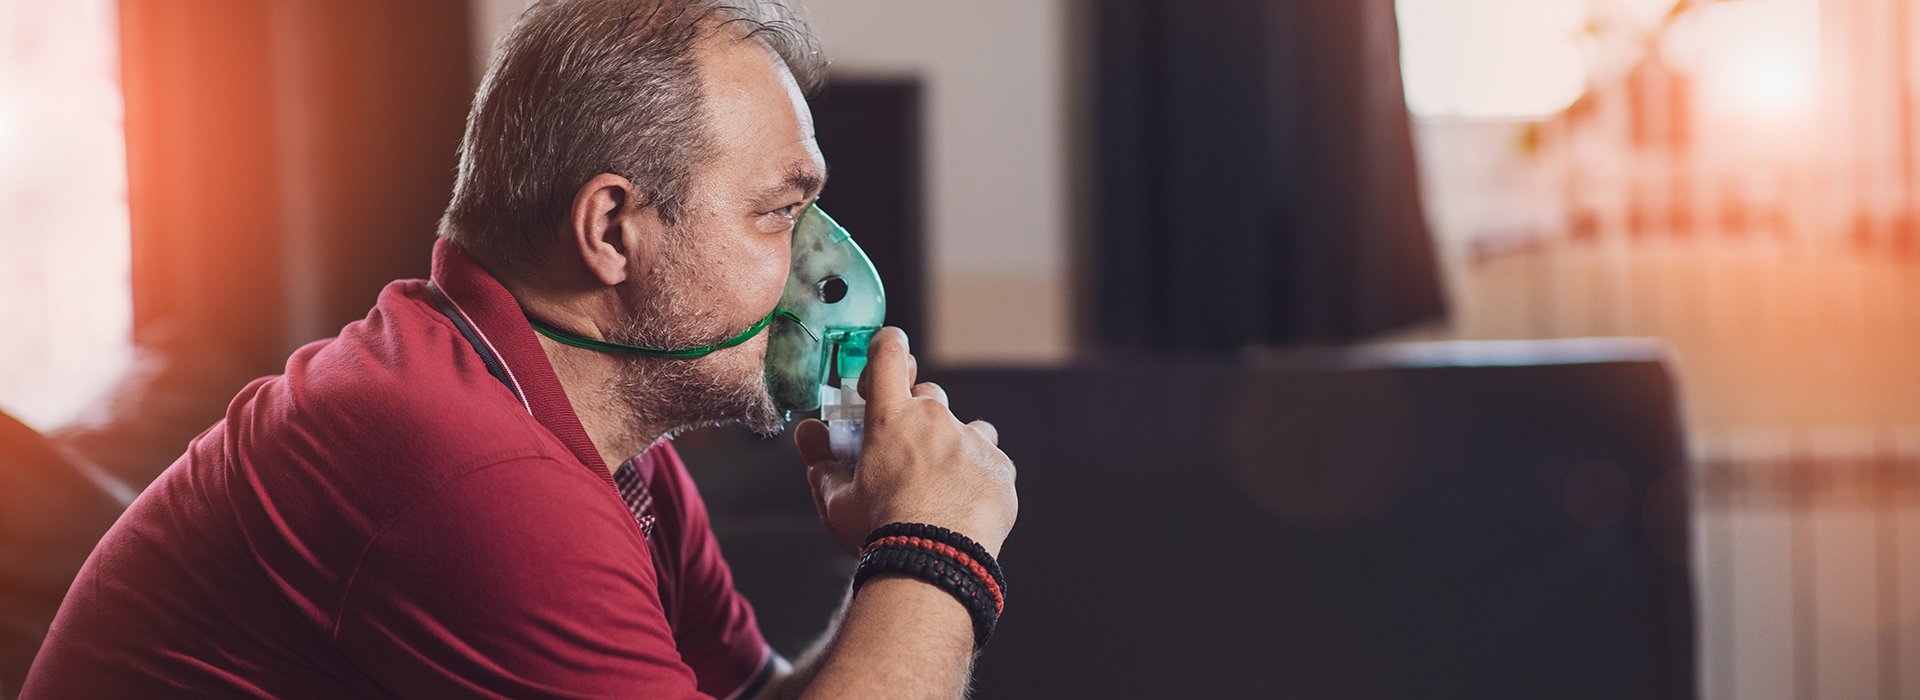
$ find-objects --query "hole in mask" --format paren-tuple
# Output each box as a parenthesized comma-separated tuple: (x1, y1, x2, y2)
(817, 275, 848, 304)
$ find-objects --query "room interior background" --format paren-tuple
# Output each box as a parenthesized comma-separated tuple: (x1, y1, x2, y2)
(2, 0, 1917, 698)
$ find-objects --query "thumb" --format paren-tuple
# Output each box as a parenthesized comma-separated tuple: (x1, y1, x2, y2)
(860, 327, 915, 408)
(794, 418, 836, 466)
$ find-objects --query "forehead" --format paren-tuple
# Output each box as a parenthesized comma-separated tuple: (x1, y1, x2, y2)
(693, 32, 823, 182)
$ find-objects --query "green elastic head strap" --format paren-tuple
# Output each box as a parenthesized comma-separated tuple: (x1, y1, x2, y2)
(528, 308, 812, 360)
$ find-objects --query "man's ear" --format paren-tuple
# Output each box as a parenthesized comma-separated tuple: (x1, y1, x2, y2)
(567, 173, 664, 287)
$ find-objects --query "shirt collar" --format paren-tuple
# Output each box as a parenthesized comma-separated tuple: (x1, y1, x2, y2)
(428, 237, 618, 488)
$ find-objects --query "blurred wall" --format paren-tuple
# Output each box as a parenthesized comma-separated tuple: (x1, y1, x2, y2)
(468, 0, 1077, 366)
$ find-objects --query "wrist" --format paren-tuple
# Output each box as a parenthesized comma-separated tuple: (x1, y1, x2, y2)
(853, 522, 1007, 650)
(871, 513, 1004, 558)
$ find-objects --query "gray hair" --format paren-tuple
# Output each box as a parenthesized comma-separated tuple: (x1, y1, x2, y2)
(437, 0, 826, 272)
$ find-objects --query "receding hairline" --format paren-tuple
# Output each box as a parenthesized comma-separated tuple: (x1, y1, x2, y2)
(701, 3, 827, 97)
(683, 23, 829, 202)
(436, 0, 829, 273)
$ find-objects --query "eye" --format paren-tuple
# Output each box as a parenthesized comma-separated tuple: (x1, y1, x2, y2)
(755, 203, 806, 234)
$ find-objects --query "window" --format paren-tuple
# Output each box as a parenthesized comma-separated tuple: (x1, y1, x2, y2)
(0, 0, 133, 430)
(1395, 0, 1590, 119)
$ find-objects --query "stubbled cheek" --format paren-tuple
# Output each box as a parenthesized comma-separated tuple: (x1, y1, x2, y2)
(676, 227, 788, 313)
(710, 243, 787, 314)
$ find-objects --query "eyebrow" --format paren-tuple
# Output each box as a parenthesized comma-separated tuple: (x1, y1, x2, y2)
(755, 162, 828, 205)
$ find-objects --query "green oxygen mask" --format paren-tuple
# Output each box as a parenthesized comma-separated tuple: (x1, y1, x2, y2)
(766, 204, 886, 465)
(523, 204, 884, 462)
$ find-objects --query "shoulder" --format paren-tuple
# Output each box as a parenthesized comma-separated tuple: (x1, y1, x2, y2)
(208, 279, 583, 549)
(239, 280, 559, 482)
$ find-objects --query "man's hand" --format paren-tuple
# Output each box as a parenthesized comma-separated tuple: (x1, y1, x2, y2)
(794, 327, 1018, 557)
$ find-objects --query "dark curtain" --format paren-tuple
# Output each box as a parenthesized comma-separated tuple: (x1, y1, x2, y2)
(106, 0, 472, 488)
(1093, 0, 1446, 354)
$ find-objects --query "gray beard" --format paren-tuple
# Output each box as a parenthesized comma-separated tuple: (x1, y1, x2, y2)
(603, 258, 786, 441)
(607, 349, 786, 440)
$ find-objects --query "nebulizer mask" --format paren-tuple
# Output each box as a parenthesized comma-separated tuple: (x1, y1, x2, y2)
(765, 205, 886, 465)
(525, 203, 884, 464)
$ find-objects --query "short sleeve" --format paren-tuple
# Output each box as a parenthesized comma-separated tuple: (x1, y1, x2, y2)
(331, 456, 708, 699)
(648, 445, 776, 700)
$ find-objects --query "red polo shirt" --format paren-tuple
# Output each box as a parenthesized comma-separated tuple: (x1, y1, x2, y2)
(23, 240, 776, 699)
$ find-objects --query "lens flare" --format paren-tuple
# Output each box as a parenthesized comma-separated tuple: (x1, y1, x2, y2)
(1693, 0, 1821, 118)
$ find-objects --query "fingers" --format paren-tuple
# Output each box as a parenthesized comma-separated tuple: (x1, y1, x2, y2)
(859, 327, 915, 406)
(803, 455, 857, 556)
(805, 457, 853, 502)
(857, 352, 916, 402)
(800, 420, 853, 513)
(794, 418, 836, 465)
(804, 460, 830, 519)
(969, 419, 999, 446)
(911, 382, 949, 408)
(797, 419, 846, 520)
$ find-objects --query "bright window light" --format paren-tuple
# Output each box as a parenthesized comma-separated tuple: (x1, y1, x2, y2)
(1687, 0, 1821, 118)
(0, 0, 134, 430)
(1396, 0, 1592, 119)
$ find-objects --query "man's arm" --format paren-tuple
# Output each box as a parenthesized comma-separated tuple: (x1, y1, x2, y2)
(756, 327, 1018, 699)
(752, 576, 976, 699)
(801, 575, 980, 698)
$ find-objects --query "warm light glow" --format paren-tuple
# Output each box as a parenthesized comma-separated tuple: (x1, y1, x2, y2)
(0, 92, 20, 179)
(1614, 0, 1679, 29)
(0, 0, 133, 430)
(1687, 0, 1821, 117)
(1396, 0, 1591, 119)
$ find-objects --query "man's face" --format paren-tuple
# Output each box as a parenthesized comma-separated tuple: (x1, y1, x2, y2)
(608, 34, 826, 437)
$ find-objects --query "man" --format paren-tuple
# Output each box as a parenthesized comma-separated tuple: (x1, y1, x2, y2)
(22, 1, 1018, 697)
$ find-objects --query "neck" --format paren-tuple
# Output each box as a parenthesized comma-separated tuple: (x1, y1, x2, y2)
(506, 274, 668, 473)
(538, 334, 674, 472)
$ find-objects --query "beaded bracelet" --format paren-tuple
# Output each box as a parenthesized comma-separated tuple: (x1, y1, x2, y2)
(863, 522, 1007, 597)
(855, 544, 998, 648)
(853, 523, 1006, 650)
(867, 535, 1004, 616)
